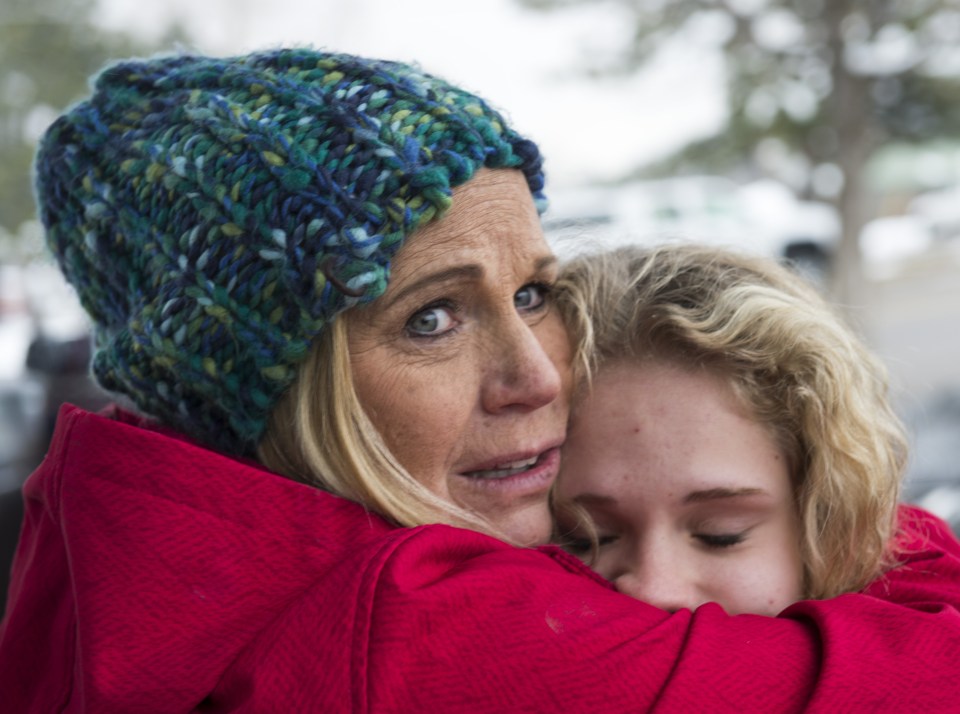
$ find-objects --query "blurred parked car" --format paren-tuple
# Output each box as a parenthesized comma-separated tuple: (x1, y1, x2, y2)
(908, 184, 960, 243)
(903, 391, 960, 535)
(0, 264, 33, 381)
(859, 181, 960, 280)
(27, 332, 110, 446)
(543, 175, 839, 283)
(0, 378, 46, 493)
(858, 215, 935, 280)
(0, 262, 108, 489)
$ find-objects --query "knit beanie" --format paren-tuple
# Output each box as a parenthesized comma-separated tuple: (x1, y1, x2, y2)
(35, 47, 546, 455)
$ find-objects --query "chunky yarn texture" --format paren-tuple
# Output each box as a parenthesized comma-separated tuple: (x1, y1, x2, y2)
(35, 48, 546, 455)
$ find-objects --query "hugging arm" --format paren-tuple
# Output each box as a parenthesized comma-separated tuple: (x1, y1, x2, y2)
(189, 503, 960, 713)
(357, 507, 960, 713)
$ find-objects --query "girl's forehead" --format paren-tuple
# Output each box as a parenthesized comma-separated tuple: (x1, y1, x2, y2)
(561, 360, 792, 499)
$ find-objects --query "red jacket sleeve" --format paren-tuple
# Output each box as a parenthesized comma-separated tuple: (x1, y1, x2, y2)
(353, 506, 960, 713)
(860, 503, 960, 606)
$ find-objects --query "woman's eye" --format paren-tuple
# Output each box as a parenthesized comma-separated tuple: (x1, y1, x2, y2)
(514, 283, 549, 311)
(695, 532, 746, 549)
(406, 305, 456, 337)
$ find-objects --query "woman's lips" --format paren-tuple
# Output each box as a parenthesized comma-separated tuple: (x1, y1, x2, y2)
(462, 455, 541, 480)
(457, 446, 562, 491)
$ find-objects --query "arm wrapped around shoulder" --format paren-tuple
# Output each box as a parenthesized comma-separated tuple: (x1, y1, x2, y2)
(354, 522, 960, 713)
(196, 512, 960, 713)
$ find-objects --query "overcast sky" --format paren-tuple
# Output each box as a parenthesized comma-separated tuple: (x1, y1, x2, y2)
(93, 0, 726, 188)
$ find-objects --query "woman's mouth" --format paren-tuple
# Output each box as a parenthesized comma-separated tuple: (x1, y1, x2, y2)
(462, 455, 541, 480)
(452, 445, 563, 544)
(457, 446, 561, 492)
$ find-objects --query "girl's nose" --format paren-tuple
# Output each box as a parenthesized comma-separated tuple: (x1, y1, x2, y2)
(613, 547, 701, 613)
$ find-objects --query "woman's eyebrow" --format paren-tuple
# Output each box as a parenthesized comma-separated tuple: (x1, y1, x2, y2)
(683, 487, 767, 504)
(384, 265, 483, 307)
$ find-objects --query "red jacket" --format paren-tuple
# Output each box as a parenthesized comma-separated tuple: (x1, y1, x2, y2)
(3, 404, 960, 713)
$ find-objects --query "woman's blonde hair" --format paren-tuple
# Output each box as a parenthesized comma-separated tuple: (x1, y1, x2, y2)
(555, 243, 907, 599)
(257, 315, 502, 537)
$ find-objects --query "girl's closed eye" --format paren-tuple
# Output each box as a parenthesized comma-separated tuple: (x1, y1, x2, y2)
(693, 530, 748, 549)
(558, 528, 618, 558)
(560, 536, 593, 556)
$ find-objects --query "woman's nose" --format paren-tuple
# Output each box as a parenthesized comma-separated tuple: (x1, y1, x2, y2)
(613, 550, 700, 613)
(481, 314, 564, 413)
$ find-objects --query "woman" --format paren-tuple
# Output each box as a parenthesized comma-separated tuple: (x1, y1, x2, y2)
(2, 48, 960, 713)
(554, 244, 909, 615)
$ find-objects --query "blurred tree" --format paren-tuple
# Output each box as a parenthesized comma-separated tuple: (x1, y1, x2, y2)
(518, 0, 960, 302)
(0, 0, 186, 254)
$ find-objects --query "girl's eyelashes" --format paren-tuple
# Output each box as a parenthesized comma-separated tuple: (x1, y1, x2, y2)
(694, 531, 747, 549)
(560, 533, 618, 556)
(566, 530, 744, 552)
(405, 301, 458, 338)
(561, 537, 592, 556)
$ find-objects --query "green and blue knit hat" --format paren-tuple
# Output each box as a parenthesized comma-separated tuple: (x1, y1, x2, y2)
(35, 47, 546, 455)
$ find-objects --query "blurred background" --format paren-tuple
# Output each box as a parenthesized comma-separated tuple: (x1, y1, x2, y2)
(1, 0, 959, 538)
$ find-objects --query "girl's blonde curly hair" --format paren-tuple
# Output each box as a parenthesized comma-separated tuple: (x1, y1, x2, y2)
(555, 243, 907, 599)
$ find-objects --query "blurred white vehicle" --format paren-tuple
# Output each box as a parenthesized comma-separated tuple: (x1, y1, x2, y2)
(908, 185, 960, 242)
(0, 262, 99, 491)
(543, 175, 838, 283)
(904, 392, 960, 536)
(0, 265, 34, 380)
(858, 214, 935, 281)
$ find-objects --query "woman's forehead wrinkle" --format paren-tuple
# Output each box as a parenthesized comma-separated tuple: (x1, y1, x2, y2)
(432, 203, 513, 245)
(395, 221, 520, 279)
(392, 238, 479, 285)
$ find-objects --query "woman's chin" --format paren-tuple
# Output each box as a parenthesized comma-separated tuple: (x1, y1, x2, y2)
(493, 503, 554, 547)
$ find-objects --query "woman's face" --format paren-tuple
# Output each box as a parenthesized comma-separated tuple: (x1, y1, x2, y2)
(556, 360, 804, 616)
(347, 169, 572, 546)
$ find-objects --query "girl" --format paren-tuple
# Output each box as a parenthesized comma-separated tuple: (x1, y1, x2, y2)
(555, 243, 909, 615)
